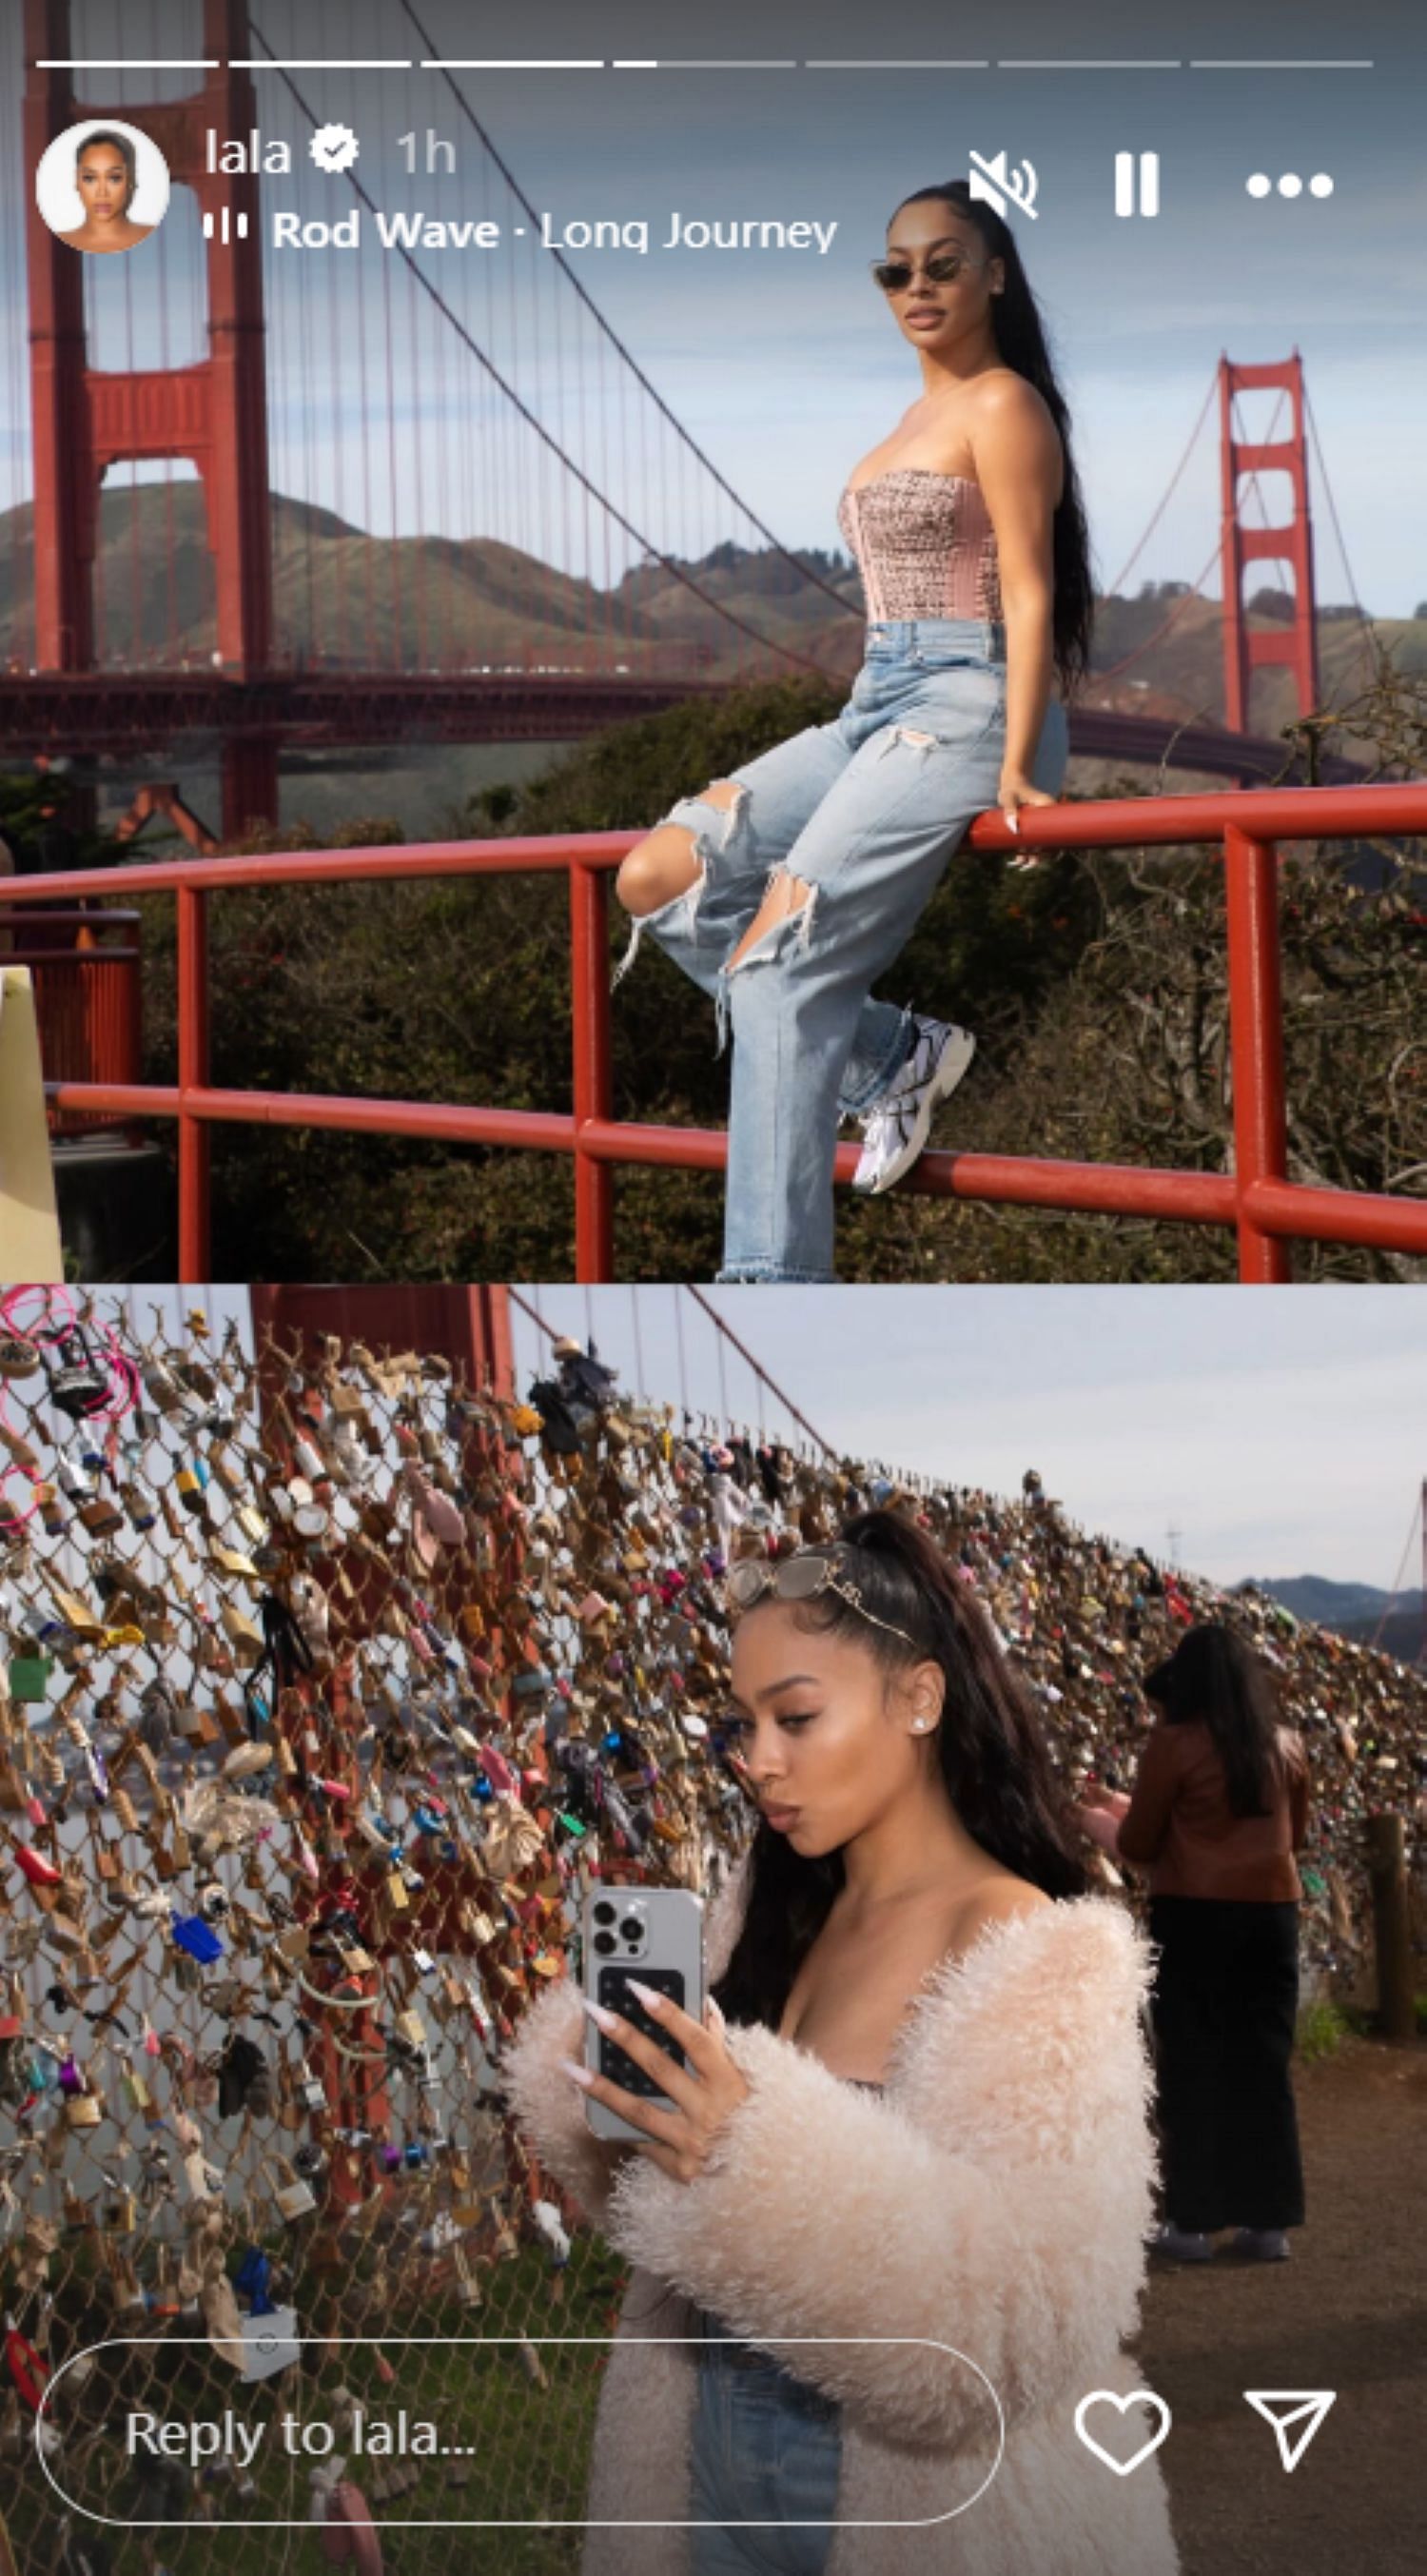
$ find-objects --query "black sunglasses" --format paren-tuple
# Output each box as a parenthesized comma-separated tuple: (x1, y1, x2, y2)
(870, 250, 984, 294)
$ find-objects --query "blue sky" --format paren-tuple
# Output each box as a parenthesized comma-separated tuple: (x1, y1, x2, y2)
(4, 0, 1424, 613)
(113, 1284, 1427, 1594)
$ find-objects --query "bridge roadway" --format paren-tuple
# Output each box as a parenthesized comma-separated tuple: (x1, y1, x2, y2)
(0, 670, 1369, 785)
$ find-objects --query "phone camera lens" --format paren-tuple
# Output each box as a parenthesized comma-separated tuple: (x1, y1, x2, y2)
(619, 1917, 642, 1942)
(593, 1930, 616, 1955)
(593, 1900, 616, 1924)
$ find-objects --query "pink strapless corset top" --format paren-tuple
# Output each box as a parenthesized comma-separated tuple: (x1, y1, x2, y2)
(837, 467, 1003, 626)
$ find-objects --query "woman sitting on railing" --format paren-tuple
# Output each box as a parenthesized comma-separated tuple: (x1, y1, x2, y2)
(609, 177, 1089, 1283)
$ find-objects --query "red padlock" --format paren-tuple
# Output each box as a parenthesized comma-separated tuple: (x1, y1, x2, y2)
(4, 2327, 49, 2411)
(11, 1842, 64, 1888)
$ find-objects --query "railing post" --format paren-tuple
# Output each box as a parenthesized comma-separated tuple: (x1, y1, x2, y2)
(1222, 825, 1291, 1283)
(175, 880, 212, 1277)
(569, 860, 614, 1280)
(1366, 1814, 1416, 2043)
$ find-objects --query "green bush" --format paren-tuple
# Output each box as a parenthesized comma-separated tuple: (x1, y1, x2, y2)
(31, 653, 1422, 1281)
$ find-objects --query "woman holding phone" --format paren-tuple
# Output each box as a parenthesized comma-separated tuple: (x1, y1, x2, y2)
(609, 178, 1089, 1282)
(503, 1510, 1178, 2575)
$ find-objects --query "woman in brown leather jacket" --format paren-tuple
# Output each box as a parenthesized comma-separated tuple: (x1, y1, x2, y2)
(1080, 1622, 1310, 2265)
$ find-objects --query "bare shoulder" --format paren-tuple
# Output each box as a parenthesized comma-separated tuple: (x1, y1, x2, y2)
(949, 1873, 1054, 1949)
(968, 367, 1055, 433)
(967, 372, 1062, 504)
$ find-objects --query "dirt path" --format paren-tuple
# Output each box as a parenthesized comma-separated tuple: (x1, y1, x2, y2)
(1131, 2035, 1426, 2576)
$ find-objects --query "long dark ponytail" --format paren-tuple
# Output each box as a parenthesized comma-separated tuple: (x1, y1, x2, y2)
(712, 1507, 1091, 2035)
(892, 181, 1095, 695)
(1143, 1622, 1291, 1819)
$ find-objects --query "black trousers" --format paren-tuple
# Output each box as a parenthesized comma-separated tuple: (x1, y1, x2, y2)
(1147, 1895, 1306, 2232)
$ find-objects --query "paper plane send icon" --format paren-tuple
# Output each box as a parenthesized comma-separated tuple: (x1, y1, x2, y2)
(1243, 2390, 1337, 2472)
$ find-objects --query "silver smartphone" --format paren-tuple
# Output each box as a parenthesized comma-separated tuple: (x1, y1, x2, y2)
(581, 1882, 705, 2143)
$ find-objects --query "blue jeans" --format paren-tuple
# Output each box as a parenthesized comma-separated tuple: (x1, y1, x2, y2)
(689, 2307, 842, 2576)
(611, 617, 1069, 1282)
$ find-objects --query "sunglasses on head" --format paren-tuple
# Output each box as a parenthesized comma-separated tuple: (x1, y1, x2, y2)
(870, 250, 984, 293)
(724, 1547, 917, 1649)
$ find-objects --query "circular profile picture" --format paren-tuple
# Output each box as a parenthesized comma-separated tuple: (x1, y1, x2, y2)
(35, 119, 170, 255)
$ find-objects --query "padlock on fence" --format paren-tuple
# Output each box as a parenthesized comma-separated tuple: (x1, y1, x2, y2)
(269, 2153, 319, 2222)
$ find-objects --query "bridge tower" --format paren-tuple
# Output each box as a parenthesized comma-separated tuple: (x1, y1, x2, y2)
(23, 0, 278, 829)
(1218, 354, 1320, 737)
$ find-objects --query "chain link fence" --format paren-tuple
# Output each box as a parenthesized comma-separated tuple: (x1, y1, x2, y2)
(1, 1292, 1423, 2575)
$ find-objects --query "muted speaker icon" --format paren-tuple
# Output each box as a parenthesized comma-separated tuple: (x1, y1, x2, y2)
(1114, 152, 1160, 218)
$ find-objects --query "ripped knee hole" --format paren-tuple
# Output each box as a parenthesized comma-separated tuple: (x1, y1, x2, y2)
(616, 779, 747, 916)
(726, 871, 815, 972)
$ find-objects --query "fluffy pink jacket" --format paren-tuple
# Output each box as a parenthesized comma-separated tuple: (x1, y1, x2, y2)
(501, 1850, 1181, 2575)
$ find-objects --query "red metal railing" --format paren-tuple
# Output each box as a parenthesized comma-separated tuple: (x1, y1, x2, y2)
(5, 785, 1426, 1281)
(0, 906, 143, 1141)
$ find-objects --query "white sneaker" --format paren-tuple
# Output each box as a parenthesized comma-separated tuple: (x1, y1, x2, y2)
(850, 1017, 976, 1195)
(1227, 2227, 1290, 2262)
(1151, 2222, 1216, 2263)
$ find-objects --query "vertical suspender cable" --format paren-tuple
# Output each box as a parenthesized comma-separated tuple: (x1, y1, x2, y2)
(714, 1311, 729, 1427)
(381, 159, 401, 667)
(433, 146, 449, 671)
(404, 59, 427, 673)
(349, 60, 375, 672)
(674, 1288, 689, 1424)
(1304, 386, 1380, 697)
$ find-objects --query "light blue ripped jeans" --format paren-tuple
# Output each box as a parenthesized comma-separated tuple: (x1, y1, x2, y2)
(689, 2305, 842, 2576)
(611, 617, 1069, 1283)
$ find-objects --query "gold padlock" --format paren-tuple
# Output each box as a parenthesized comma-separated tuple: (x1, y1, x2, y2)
(394, 2008, 426, 2051)
(66, 2091, 103, 2128)
(385, 1868, 410, 1912)
(120, 2058, 153, 2113)
(452, 2242, 484, 2307)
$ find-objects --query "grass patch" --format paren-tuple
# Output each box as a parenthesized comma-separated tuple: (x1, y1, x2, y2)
(1298, 1997, 1354, 2062)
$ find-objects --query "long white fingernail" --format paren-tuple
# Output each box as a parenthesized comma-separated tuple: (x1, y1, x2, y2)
(625, 1978, 663, 2013)
(559, 2056, 596, 2089)
(581, 1996, 619, 2034)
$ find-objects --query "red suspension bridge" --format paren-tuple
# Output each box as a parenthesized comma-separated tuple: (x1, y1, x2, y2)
(0, 0, 1387, 836)
(2, 0, 1422, 1285)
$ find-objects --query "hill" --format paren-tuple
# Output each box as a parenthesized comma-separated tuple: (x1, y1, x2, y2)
(2, 490, 1422, 749)
(1241, 1577, 1423, 1672)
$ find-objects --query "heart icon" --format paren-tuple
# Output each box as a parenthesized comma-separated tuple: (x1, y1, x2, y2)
(1073, 2388, 1172, 2476)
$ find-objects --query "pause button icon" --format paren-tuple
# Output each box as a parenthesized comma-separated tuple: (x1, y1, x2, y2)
(1114, 152, 1160, 218)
